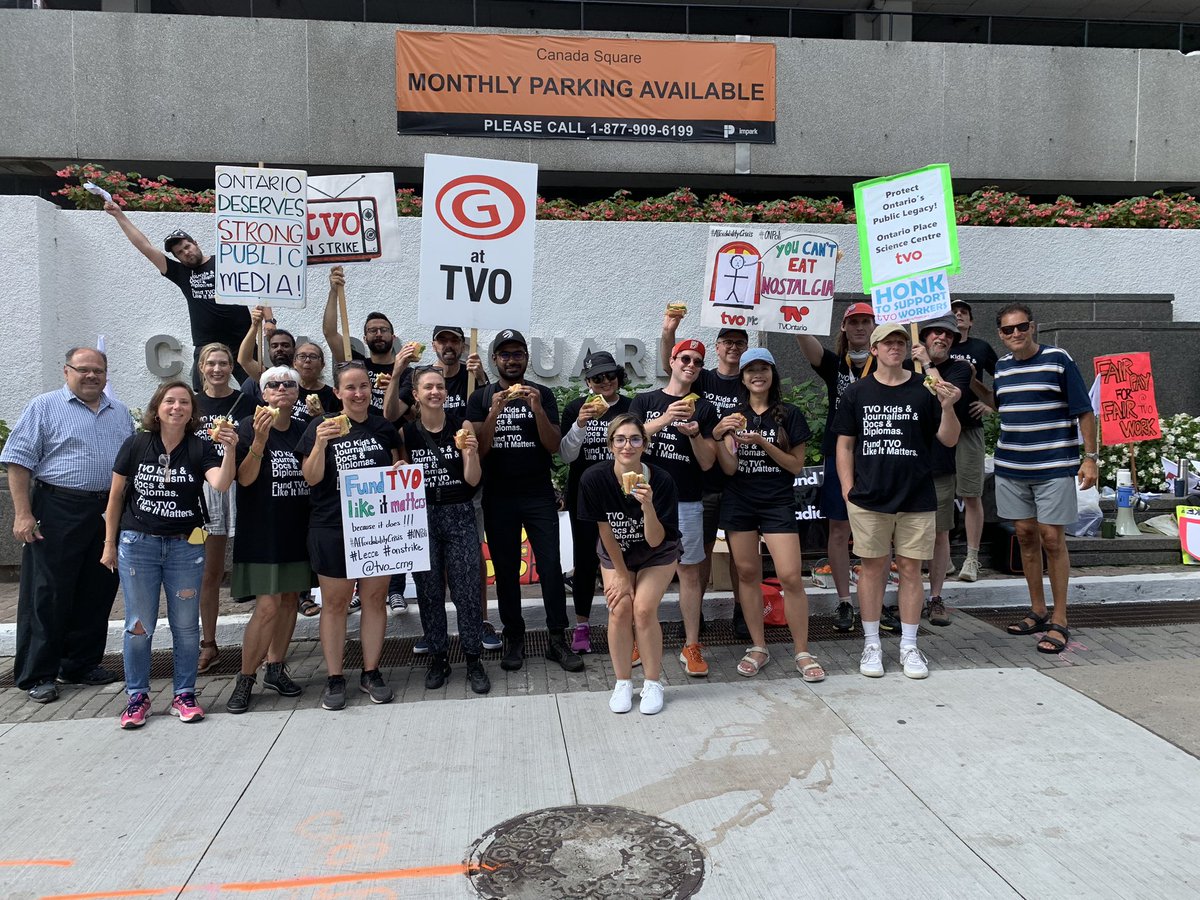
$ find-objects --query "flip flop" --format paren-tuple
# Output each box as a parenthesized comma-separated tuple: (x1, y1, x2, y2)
(1006, 609, 1050, 635)
(737, 646, 770, 677)
(1036, 623, 1070, 654)
(794, 652, 826, 683)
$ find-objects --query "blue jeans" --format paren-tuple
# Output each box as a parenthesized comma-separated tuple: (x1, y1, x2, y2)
(118, 531, 205, 696)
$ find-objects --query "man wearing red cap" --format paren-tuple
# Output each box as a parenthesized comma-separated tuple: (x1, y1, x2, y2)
(631, 339, 719, 676)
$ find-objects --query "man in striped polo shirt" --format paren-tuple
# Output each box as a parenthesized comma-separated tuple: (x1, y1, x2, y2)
(992, 304, 1097, 654)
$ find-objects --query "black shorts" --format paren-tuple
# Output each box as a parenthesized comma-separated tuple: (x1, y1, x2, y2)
(598, 538, 681, 572)
(308, 526, 349, 580)
(702, 491, 723, 545)
(719, 492, 798, 535)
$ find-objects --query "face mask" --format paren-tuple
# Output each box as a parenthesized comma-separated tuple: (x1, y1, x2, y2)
(848, 349, 870, 364)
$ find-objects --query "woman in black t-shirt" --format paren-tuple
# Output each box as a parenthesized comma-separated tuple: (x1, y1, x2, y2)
(101, 381, 237, 729)
(292, 341, 341, 426)
(401, 367, 489, 695)
(225, 366, 313, 714)
(577, 414, 680, 716)
(297, 361, 402, 711)
(713, 349, 825, 684)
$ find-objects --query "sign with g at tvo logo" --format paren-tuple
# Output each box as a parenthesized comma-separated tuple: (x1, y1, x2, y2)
(853, 164, 960, 289)
(418, 154, 538, 333)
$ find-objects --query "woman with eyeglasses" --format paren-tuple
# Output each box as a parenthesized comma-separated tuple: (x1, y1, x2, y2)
(193, 342, 247, 675)
(292, 341, 341, 426)
(577, 414, 680, 715)
(713, 348, 823, 682)
(402, 367, 490, 694)
(559, 352, 632, 654)
(297, 361, 403, 711)
(101, 381, 237, 728)
(224, 367, 313, 713)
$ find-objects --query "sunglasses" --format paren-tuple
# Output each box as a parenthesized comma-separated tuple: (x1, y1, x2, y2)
(414, 365, 445, 376)
(335, 361, 367, 371)
(265, 380, 297, 390)
(999, 321, 1033, 336)
(612, 435, 645, 448)
(588, 371, 618, 383)
(675, 354, 704, 367)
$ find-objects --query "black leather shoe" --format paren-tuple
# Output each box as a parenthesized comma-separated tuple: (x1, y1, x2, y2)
(501, 637, 525, 671)
(28, 681, 59, 703)
(545, 631, 585, 672)
(465, 656, 491, 694)
(57, 665, 119, 686)
(424, 654, 451, 689)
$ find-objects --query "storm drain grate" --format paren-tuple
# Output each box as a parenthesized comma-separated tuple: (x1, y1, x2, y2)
(467, 805, 705, 899)
(964, 601, 1200, 632)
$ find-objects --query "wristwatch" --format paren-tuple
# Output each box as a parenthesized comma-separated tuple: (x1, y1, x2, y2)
(1083, 452, 1099, 461)
(264, 318, 277, 324)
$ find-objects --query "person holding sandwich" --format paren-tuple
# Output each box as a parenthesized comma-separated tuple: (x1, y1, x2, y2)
(577, 414, 681, 715)
(297, 361, 403, 711)
(322, 266, 406, 417)
(630, 339, 718, 678)
(559, 351, 632, 654)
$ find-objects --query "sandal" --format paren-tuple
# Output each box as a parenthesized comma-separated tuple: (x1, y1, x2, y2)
(197, 640, 220, 674)
(737, 646, 770, 677)
(794, 652, 826, 683)
(1036, 623, 1070, 655)
(299, 597, 321, 617)
(1006, 609, 1050, 635)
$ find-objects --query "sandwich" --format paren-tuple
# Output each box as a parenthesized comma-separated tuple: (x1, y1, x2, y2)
(454, 427, 471, 450)
(408, 341, 425, 358)
(305, 394, 323, 417)
(500, 384, 527, 402)
(582, 393, 609, 414)
(681, 392, 700, 416)
(666, 302, 688, 319)
(208, 417, 230, 441)
(329, 413, 351, 437)
(923, 373, 942, 396)
(266, 406, 281, 422)
(731, 412, 748, 432)
(375, 372, 392, 390)
(621, 470, 646, 495)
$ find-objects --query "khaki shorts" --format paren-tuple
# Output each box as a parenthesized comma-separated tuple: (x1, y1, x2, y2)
(847, 501, 936, 560)
(934, 474, 957, 533)
(955, 426, 985, 498)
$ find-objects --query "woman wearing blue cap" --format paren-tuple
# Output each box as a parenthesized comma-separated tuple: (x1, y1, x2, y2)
(713, 348, 823, 682)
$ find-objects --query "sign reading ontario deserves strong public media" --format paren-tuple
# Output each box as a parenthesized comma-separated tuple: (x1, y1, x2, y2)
(395, 32, 776, 143)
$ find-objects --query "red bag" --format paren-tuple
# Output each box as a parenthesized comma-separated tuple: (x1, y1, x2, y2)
(761, 578, 788, 626)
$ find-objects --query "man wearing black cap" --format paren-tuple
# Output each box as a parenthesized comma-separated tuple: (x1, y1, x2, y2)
(105, 200, 252, 390)
(467, 329, 584, 673)
(387, 324, 488, 420)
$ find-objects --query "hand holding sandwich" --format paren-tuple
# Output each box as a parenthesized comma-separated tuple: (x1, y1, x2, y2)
(714, 412, 748, 440)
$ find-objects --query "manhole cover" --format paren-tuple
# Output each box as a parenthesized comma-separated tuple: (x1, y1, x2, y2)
(466, 805, 705, 899)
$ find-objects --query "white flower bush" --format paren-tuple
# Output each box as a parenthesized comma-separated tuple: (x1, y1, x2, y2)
(1099, 413, 1200, 490)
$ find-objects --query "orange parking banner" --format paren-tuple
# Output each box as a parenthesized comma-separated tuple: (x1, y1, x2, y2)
(396, 32, 776, 143)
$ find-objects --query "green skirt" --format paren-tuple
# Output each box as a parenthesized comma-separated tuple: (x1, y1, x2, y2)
(231, 561, 315, 597)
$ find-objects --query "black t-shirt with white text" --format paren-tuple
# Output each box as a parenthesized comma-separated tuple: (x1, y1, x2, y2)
(629, 388, 718, 503)
(234, 417, 311, 564)
(577, 463, 680, 554)
(466, 381, 559, 498)
(949, 335, 998, 378)
(402, 414, 476, 506)
(696, 367, 742, 493)
(350, 349, 395, 417)
(928, 358, 974, 475)
(163, 257, 251, 352)
(397, 366, 475, 418)
(295, 413, 402, 529)
(813, 348, 913, 459)
(725, 404, 812, 508)
(560, 393, 633, 509)
(194, 391, 247, 459)
(114, 433, 221, 535)
(833, 373, 942, 514)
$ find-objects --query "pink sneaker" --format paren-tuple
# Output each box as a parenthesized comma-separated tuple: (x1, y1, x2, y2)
(170, 692, 206, 723)
(571, 624, 591, 654)
(120, 692, 151, 729)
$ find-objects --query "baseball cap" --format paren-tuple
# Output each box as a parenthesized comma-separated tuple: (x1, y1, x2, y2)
(918, 315, 959, 339)
(870, 323, 911, 346)
(950, 299, 973, 314)
(163, 229, 194, 252)
(432, 325, 465, 340)
(717, 327, 749, 341)
(671, 339, 706, 359)
(489, 329, 528, 356)
(843, 302, 874, 322)
(582, 351, 620, 380)
(738, 348, 776, 370)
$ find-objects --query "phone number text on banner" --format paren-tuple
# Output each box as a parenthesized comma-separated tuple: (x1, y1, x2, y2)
(397, 113, 773, 143)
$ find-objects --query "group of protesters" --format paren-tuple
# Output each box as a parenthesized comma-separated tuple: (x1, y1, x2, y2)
(2, 206, 1097, 726)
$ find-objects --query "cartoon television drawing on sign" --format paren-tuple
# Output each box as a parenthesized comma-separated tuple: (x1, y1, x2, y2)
(306, 196, 382, 264)
(709, 241, 762, 310)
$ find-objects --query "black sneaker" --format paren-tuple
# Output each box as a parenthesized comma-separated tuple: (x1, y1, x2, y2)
(834, 601, 856, 633)
(226, 673, 255, 714)
(57, 665, 120, 686)
(348, 593, 361, 613)
(263, 662, 303, 697)
(27, 680, 58, 704)
(466, 656, 491, 695)
(545, 631, 585, 672)
(359, 669, 394, 704)
(424, 654, 451, 690)
(501, 636, 525, 671)
(322, 675, 347, 711)
(880, 605, 901, 633)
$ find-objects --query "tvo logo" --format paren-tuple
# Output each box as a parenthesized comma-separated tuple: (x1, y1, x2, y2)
(435, 175, 526, 241)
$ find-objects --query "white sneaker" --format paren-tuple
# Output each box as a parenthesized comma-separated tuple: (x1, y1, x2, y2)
(639, 680, 664, 715)
(609, 680, 633, 714)
(859, 644, 884, 678)
(958, 556, 980, 583)
(900, 646, 929, 679)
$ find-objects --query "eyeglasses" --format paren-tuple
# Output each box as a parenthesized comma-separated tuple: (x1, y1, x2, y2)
(999, 321, 1033, 336)
(294, 353, 322, 362)
(589, 371, 618, 383)
(364, 326, 393, 336)
(497, 350, 528, 361)
(65, 364, 106, 377)
(675, 354, 703, 367)
(612, 435, 645, 448)
(157, 452, 172, 485)
(718, 340, 748, 350)
(265, 380, 297, 390)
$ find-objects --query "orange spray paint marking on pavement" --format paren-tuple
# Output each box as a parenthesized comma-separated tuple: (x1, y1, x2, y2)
(0, 860, 75, 868)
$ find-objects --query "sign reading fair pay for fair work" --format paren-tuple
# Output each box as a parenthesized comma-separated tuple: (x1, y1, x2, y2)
(854, 163, 959, 289)
(339, 465, 430, 579)
(418, 154, 538, 332)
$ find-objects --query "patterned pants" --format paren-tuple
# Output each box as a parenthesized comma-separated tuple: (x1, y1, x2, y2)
(415, 501, 484, 656)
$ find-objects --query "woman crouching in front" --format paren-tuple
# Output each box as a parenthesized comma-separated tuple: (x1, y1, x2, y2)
(577, 414, 680, 715)
(102, 381, 237, 729)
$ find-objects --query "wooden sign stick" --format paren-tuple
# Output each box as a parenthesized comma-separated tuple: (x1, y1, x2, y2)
(337, 283, 351, 362)
(467, 328, 479, 395)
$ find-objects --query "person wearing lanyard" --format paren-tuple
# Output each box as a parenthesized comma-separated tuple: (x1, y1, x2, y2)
(2, 348, 133, 704)
(102, 381, 238, 728)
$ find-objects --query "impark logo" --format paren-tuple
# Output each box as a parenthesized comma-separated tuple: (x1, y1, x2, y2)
(435, 175, 526, 241)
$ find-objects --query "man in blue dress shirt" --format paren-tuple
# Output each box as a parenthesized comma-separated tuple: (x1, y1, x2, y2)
(2, 348, 133, 703)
